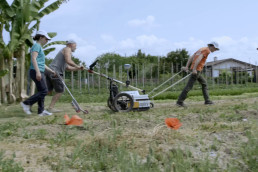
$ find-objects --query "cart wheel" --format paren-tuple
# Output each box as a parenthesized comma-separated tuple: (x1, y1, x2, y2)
(113, 93, 133, 112)
(150, 102, 154, 108)
(107, 97, 117, 112)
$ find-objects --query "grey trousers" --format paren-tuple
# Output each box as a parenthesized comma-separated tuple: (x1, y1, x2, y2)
(177, 72, 210, 103)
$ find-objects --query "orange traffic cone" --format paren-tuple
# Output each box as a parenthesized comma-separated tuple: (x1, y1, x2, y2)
(165, 118, 182, 130)
(64, 114, 83, 126)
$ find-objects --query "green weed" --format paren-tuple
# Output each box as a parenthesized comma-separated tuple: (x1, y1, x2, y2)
(238, 131, 258, 171)
(0, 151, 24, 172)
(49, 127, 75, 146)
(0, 122, 20, 139)
(219, 113, 243, 122)
(34, 129, 48, 140)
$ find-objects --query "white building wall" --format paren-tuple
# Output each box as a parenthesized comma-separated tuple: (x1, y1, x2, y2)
(212, 61, 253, 77)
(213, 70, 220, 77)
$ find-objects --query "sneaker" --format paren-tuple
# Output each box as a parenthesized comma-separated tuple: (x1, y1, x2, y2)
(47, 108, 63, 113)
(38, 110, 53, 116)
(205, 100, 214, 105)
(176, 102, 187, 107)
(20, 102, 32, 115)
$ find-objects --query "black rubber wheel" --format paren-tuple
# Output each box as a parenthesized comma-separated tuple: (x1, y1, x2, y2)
(113, 93, 134, 112)
(107, 97, 117, 112)
(150, 102, 154, 108)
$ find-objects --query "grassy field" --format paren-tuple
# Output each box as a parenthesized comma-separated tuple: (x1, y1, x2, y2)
(0, 92, 257, 171)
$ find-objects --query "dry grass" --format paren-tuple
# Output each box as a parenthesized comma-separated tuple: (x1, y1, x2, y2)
(0, 93, 257, 171)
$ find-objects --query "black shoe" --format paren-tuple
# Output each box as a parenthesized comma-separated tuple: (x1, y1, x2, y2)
(176, 102, 187, 107)
(205, 100, 214, 105)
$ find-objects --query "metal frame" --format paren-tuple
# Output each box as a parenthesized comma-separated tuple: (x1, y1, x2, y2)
(55, 72, 89, 114)
(149, 71, 191, 99)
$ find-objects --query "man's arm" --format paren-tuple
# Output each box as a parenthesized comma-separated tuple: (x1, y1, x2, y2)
(45, 65, 56, 75)
(186, 54, 195, 68)
(66, 64, 83, 71)
(192, 54, 204, 74)
(182, 54, 194, 71)
(63, 47, 81, 69)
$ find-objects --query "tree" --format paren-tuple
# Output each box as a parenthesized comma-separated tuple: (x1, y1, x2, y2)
(166, 49, 189, 73)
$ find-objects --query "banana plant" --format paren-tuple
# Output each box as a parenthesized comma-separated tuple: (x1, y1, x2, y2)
(0, 0, 69, 103)
(0, 70, 8, 78)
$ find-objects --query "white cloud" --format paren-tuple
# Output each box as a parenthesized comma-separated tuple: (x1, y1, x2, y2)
(211, 36, 258, 64)
(172, 36, 258, 64)
(173, 38, 205, 54)
(127, 15, 157, 28)
(119, 35, 168, 49)
(120, 38, 135, 49)
(66, 33, 100, 65)
(100, 34, 116, 44)
(48, 34, 258, 66)
(111, 34, 170, 57)
(136, 35, 167, 47)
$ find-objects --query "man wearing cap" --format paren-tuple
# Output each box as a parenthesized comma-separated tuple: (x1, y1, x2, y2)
(176, 42, 219, 107)
(45, 40, 84, 113)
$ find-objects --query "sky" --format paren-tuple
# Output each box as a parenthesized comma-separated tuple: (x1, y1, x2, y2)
(4, 0, 258, 66)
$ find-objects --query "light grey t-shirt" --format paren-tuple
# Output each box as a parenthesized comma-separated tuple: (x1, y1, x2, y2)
(49, 48, 68, 75)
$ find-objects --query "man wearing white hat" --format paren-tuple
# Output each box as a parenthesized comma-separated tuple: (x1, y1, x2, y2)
(45, 39, 85, 113)
(176, 42, 219, 107)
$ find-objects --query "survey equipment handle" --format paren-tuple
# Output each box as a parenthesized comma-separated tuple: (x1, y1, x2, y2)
(151, 73, 191, 99)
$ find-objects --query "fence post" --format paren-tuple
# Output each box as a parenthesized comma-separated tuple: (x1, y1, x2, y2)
(151, 64, 153, 87)
(163, 62, 165, 82)
(119, 65, 122, 83)
(79, 70, 81, 93)
(157, 58, 160, 85)
(138, 64, 140, 86)
(113, 63, 116, 79)
(130, 63, 133, 85)
(71, 71, 74, 91)
(212, 64, 215, 89)
(231, 68, 233, 85)
(226, 67, 228, 87)
(171, 63, 174, 84)
(251, 64, 253, 84)
(142, 63, 145, 88)
(87, 70, 90, 93)
(98, 66, 100, 94)
(105, 65, 108, 89)
(84, 70, 86, 91)
(91, 72, 94, 90)
(219, 66, 221, 86)
(245, 64, 249, 84)
(256, 62, 258, 83)
(135, 64, 138, 87)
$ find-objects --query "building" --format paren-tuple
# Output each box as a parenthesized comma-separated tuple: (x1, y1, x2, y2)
(205, 57, 257, 78)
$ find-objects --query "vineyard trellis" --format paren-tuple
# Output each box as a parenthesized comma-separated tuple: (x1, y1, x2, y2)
(59, 61, 258, 96)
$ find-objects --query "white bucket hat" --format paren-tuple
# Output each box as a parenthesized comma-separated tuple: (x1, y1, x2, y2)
(208, 41, 219, 50)
(36, 30, 51, 40)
